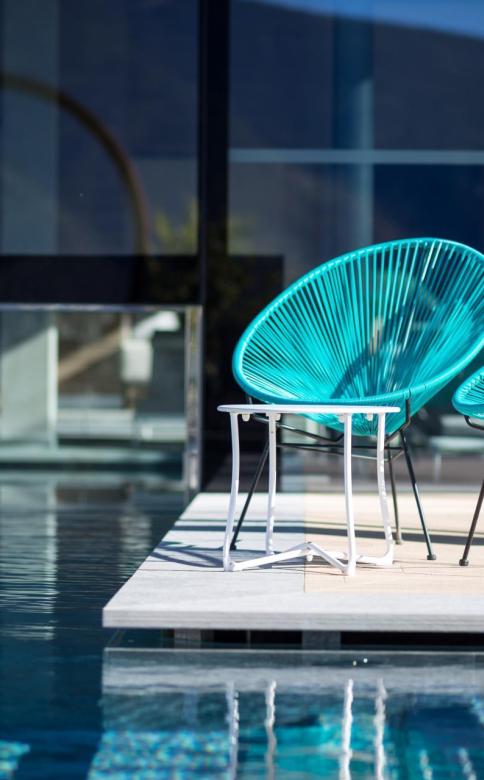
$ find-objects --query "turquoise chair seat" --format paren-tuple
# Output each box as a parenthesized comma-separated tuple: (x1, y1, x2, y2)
(233, 238, 484, 436)
(453, 366, 484, 421)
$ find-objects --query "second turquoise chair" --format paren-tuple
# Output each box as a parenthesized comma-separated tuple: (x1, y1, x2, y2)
(231, 238, 484, 559)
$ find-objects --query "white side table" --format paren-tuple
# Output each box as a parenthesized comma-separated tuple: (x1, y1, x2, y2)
(217, 403, 400, 576)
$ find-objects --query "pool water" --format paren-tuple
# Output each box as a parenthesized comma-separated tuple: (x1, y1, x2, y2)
(0, 474, 182, 779)
(2, 474, 484, 779)
(99, 648, 484, 780)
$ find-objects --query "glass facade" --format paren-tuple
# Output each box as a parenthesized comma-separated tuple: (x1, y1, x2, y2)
(0, 0, 483, 479)
(0, 0, 198, 256)
(229, 0, 484, 284)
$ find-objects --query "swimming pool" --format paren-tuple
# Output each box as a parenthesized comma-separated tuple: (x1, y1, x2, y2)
(0, 473, 182, 779)
(2, 474, 484, 779)
(99, 647, 484, 780)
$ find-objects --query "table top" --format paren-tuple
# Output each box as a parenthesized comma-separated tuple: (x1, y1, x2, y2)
(218, 403, 400, 415)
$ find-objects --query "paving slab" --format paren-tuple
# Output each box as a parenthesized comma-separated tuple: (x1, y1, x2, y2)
(103, 491, 484, 632)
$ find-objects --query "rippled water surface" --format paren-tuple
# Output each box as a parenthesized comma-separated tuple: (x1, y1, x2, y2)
(0, 473, 182, 778)
(2, 474, 484, 779)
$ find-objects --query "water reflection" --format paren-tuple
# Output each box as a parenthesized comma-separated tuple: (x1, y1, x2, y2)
(99, 649, 484, 779)
(0, 473, 183, 779)
(0, 481, 57, 640)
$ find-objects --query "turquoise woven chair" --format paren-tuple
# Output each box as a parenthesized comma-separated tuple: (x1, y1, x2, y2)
(230, 238, 484, 559)
(453, 366, 484, 566)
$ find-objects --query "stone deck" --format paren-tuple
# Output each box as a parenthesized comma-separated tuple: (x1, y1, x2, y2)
(103, 490, 484, 633)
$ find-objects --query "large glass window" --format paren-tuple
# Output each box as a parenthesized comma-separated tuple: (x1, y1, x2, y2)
(0, 1, 201, 481)
(0, 0, 198, 256)
(229, 0, 484, 284)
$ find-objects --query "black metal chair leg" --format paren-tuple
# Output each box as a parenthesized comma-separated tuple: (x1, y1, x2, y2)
(387, 445, 402, 544)
(230, 441, 269, 550)
(459, 479, 484, 567)
(401, 431, 436, 560)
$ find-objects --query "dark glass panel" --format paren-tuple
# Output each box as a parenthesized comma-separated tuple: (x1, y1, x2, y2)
(374, 165, 484, 250)
(230, 0, 334, 149)
(0, 0, 198, 256)
(375, 22, 484, 149)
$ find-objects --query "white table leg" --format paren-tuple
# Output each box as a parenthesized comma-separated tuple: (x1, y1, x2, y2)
(265, 413, 277, 554)
(357, 413, 394, 567)
(306, 541, 346, 572)
(223, 413, 240, 571)
(344, 414, 357, 576)
(229, 542, 308, 572)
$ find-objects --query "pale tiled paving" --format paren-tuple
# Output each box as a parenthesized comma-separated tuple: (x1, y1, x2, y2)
(104, 490, 484, 631)
(304, 492, 484, 593)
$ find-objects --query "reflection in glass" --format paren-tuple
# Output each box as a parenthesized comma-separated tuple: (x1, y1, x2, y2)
(0, 0, 198, 255)
(230, 0, 484, 270)
(0, 307, 202, 489)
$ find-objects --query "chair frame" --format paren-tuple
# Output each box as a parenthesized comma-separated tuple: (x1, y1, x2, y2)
(230, 397, 436, 560)
(459, 415, 484, 567)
